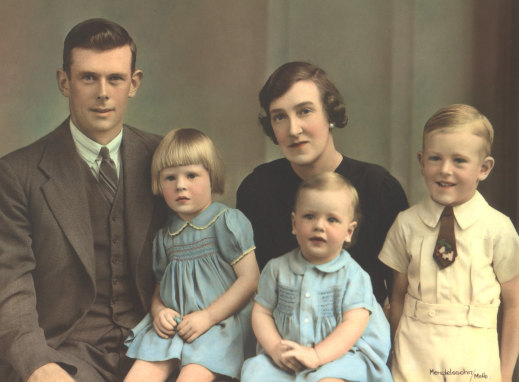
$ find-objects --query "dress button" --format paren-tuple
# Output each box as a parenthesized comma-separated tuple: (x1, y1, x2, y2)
(304, 318, 309, 323)
(428, 310, 436, 317)
(305, 292, 311, 298)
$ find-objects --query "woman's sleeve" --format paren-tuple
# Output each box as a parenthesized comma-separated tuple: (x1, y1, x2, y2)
(236, 171, 274, 268)
(370, 170, 409, 296)
(236, 172, 257, 223)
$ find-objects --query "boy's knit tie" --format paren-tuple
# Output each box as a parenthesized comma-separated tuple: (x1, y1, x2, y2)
(98, 147, 118, 204)
(433, 206, 457, 269)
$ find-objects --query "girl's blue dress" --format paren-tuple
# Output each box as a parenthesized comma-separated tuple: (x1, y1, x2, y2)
(241, 249, 392, 382)
(125, 202, 255, 378)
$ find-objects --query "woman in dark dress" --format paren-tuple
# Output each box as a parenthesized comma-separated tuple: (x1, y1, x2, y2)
(236, 62, 408, 304)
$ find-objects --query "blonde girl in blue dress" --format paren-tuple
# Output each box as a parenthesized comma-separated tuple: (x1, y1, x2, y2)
(124, 128, 260, 382)
(241, 172, 392, 382)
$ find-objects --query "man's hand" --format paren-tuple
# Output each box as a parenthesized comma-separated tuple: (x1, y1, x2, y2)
(27, 363, 74, 382)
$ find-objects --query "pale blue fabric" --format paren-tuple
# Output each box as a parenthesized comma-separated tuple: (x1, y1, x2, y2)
(125, 202, 255, 378)
(241, 249, 392, 382)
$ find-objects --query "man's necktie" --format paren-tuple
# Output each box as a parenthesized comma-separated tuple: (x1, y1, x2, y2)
(98, 147, 118, 204)
(433, 206, 457, 269)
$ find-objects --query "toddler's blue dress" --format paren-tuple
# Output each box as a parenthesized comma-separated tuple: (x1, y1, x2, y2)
(125, 202, 255, 379)
(241, 249, 392, 382)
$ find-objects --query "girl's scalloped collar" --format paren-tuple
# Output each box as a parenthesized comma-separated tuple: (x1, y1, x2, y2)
(167, 202, 228, 236)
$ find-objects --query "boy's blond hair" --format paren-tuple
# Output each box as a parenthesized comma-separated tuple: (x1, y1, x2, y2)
(151, 128, 225, 195)
(423, 104, 494, 156)
(294, 172, 361, 247)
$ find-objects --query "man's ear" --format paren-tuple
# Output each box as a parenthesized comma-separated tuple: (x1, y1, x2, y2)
(56, 68, 70, 97)
(291, 211, 297, 235)
(128, 69, 143, 98)
(478, 156, 495, 181)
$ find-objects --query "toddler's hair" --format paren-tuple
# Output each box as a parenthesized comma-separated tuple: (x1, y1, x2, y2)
(151, 128, 225, 195)
(294, 172, 361, 247)
(423, 104, 494, 156)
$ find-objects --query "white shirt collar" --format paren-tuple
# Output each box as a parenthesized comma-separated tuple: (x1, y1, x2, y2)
(69, 119, 123, 175)
(418, 191, 487, 230)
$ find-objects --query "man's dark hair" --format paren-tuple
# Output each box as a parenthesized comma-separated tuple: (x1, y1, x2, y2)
(63, 18, 137, 75)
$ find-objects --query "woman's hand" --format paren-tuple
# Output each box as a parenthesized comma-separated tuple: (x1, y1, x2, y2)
(153, 307, 180, 339)
(176, 310, 213, 343)
(281, 339, 320, 369)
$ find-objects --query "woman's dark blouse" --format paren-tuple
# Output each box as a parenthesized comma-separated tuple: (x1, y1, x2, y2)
(236, 156, 408, 304)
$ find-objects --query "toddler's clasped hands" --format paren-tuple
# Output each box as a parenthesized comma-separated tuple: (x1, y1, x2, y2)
(153, 307, 213, 343)
(153, 307, 178, 338)
(272, 339, 321, 373)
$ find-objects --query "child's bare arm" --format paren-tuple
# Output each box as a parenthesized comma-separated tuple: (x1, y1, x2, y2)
(251, 302, 302, 373)
(389, 270, 408, 344)
(176, 251, 259, 343)
(499, 275, 519, 382)
(283, 307, 369, 369)
(150, 283, 180, 338)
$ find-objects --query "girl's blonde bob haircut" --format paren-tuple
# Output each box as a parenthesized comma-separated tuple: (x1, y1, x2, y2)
(423, 104, 494, 156)
(294, 172, 361, 248)
(151, 128, 225, 195)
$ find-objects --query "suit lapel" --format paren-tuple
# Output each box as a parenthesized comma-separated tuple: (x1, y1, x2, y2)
(38, 123, 159, 289)
(38, 121, 95, 280)
(122, 127, 156, 276)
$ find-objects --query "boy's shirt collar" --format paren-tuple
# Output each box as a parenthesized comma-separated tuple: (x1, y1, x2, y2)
(418, 191, 487, 230)
(288, 248, 352, 275)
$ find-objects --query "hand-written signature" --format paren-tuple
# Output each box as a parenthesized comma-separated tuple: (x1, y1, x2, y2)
(429, 368, 488, 380)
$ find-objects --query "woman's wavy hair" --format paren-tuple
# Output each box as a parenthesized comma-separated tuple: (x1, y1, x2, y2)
(258, 62, 348, 143)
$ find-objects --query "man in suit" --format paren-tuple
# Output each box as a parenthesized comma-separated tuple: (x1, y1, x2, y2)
(0, 19, 167, 381)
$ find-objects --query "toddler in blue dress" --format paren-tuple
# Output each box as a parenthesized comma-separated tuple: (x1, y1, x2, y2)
(241, 172, 392, 382)
(124, 128, 260, 382)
